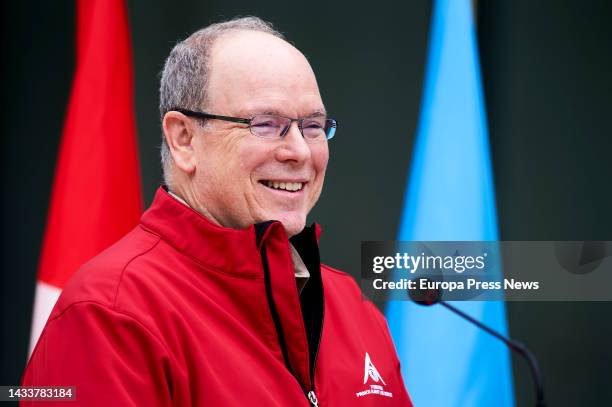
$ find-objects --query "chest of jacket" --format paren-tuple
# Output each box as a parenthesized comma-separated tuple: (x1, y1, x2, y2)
(131, 222, 407, 406)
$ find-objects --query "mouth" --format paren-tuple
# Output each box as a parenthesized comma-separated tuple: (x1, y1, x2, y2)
(259, 180, 306, 193)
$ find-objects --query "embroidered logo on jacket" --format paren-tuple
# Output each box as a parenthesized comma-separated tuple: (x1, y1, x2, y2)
(355, 352, 393, 399)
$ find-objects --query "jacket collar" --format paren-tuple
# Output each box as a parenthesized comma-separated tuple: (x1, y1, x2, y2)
(139, 186, 321, 278)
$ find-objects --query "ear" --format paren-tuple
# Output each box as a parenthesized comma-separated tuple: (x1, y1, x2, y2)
(162, 111, 198, 174)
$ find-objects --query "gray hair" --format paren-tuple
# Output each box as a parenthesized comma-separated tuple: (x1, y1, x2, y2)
(158, 16, 285, 186)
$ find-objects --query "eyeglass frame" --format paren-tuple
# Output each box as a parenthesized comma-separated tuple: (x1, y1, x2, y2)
(171, 108, 337, 141)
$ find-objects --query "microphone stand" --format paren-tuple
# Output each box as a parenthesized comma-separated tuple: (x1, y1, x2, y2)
(438, 301, 547, 407)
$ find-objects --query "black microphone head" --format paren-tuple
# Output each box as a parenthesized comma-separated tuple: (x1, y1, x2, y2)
(554, 241, 608, 275)
(408, 277, 442, 306)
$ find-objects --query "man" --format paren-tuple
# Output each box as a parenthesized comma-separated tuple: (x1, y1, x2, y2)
(23, 17, 412, 406)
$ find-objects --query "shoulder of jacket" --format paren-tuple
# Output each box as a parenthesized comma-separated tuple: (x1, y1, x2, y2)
(321, 263, 387, 319)
(321, 263, 352, 278)
(53, 226, 161, 315)
(321, 263, 370, 302)
(321, 263, 361, 289)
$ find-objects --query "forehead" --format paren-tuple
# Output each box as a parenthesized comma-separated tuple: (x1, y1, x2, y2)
(206, 30, 324, 116)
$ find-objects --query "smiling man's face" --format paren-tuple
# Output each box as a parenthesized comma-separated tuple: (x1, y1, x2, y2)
(187, 30, 329, 236)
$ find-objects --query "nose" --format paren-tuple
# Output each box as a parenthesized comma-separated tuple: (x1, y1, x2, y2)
(275, 121, 310, 164)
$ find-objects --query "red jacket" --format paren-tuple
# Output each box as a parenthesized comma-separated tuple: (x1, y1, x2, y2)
(23, 187, 411, 406)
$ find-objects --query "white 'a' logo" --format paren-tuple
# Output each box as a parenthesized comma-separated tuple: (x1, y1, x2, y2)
(363, 352, 386, 385)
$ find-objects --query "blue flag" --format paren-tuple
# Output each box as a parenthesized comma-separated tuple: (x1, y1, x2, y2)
(385, 0, 515, 406)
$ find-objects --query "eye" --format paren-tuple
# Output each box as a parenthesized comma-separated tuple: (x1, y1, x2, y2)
(252, 120, 275, 128)
(251, 116, 282, 129)
(302, 119, 325, 129)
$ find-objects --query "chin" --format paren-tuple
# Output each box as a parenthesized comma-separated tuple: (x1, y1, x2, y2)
(277, 216, 306, 237)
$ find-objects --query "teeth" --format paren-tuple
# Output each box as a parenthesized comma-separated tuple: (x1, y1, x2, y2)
(264, 181, 303, 192)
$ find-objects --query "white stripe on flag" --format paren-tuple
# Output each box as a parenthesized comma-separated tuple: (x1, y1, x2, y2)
(28, 281, 61, 357)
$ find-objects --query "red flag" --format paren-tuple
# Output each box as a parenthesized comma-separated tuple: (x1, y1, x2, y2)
(29, 0, 142, 354)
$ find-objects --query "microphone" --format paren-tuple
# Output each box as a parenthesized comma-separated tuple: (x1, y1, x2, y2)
(409, 278, 546, 407)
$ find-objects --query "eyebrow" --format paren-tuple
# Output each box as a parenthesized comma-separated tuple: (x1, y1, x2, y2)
(237, 108, 328, 118)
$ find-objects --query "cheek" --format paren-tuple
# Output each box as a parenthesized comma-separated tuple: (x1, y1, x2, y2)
(202, 134, 258, 181)
(236, 152, 262, 182)
(193, 143, 245, 201)
(236, 142, 277, 178)
(312, 143, 329, 178)
(307, 144, 329, 206)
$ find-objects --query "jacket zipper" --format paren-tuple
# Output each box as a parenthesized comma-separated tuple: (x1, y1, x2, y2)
(259, 240, 323, 406)
(307, 282, 324, 406)
(307, 390, 319, 406)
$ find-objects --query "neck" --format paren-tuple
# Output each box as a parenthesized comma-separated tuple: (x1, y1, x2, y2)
(167, 183, 223, 228)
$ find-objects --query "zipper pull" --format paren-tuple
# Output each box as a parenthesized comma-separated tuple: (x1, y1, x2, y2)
(307, 390, 319, 407)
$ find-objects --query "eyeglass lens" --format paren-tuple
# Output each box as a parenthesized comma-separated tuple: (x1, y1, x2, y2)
(249, 115, 334, 141)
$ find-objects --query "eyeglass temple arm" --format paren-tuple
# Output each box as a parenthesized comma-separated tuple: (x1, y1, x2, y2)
(172, 108, 251, 125)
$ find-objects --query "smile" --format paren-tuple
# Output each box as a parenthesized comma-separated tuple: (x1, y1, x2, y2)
(260, 180, 305, 192)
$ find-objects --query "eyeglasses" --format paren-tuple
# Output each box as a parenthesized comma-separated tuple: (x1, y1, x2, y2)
(172, 108, 337, 142)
